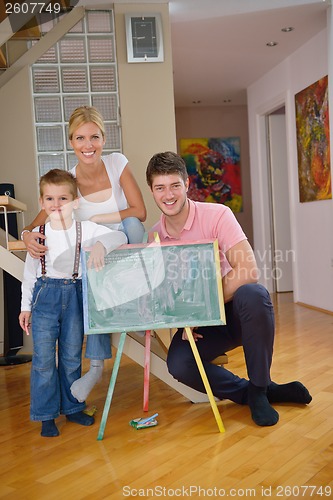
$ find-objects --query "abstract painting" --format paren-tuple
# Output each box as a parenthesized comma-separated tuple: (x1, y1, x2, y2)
(295, 76, 331, 202)
(180, 137, 242, 212)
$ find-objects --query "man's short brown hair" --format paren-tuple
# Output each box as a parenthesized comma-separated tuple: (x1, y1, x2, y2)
(146, 151, 188, 188)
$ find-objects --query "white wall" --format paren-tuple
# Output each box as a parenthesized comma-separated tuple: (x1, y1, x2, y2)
(248, 24, 333, 312)
(114, 3, 177, 231)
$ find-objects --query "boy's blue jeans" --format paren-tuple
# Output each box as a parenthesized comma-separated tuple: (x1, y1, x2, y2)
(30, 277, 86, 421)
(85, 216, 145, 360)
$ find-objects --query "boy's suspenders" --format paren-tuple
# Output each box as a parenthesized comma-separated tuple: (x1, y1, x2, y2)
(39, 221, 82, 281)
(72, 221, 82, 281)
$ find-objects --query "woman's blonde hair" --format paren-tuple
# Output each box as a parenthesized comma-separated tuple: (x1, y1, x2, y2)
(68, 106, 105, 140)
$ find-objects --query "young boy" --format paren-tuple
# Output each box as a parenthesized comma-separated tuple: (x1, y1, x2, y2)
(19, 169, 127, 437)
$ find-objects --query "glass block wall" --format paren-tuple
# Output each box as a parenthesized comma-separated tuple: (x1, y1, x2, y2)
(31, 10, 121, 178)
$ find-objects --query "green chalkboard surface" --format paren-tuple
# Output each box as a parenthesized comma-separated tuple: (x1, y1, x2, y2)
(82, 240, 225, 333)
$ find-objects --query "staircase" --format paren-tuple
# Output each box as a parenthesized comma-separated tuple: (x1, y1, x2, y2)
(0, 1, 84, 87)
(0, 241, 25, 281)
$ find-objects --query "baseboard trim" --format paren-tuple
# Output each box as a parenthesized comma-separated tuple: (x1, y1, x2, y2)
(296, 301, 333, 316)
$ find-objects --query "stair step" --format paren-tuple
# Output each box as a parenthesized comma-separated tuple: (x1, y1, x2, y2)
(8, 241, 26, 252)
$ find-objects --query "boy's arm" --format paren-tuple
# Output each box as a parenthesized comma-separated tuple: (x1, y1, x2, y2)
(84, 224, 128, 254)
(19, 311, 31, 335)
(97, 227, 128, 254)
(83, 224, 127, 271)
(19, 254, 38, 334)
(21, 254, 39, 312)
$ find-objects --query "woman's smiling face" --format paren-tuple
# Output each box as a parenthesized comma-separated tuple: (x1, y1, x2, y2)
(69, 122, 105, 165)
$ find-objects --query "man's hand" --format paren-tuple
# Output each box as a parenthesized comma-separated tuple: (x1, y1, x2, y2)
(182, 327, 203, 342)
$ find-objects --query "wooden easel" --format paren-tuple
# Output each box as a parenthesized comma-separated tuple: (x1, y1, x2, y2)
(82, 238, 226, 440)
(97, 325, 225, 440)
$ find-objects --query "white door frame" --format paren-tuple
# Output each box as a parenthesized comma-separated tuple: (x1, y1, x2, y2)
(252, 92, 296, 295)
(266, 110, 294, 292)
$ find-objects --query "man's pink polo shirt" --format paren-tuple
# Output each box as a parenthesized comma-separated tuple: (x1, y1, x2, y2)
(151, 199, 247, 277)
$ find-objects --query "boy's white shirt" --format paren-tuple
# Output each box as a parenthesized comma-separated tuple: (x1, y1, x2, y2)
(21, 220, 127, 311)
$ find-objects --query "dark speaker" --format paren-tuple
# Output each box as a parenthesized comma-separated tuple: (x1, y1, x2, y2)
(0, 183, 14, 197)
(0, 183, 18, 238)
(0, 183, 31, 365)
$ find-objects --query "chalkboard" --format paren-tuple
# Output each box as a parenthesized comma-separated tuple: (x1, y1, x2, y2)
(82, 239, 225, 334)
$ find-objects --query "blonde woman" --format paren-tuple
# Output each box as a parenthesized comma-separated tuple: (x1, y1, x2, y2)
(22, 106, 146, 402)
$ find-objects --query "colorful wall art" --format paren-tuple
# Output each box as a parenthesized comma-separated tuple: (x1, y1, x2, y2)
(295, 75, 331, 202)
(180, 137, 243, 213)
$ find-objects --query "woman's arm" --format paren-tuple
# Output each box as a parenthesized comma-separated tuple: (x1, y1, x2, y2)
(89, 165, 147, 225)
(22, 209, 48, 258)
(222, 239, 259, 303)
(120, 164, 147, 221)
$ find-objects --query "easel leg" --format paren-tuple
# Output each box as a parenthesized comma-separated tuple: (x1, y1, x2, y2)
(185, 327, 225, 433)
(143, 330, 151, 412)
(97, 331, 127, 440)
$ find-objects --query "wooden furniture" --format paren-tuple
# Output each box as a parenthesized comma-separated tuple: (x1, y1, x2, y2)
(0, 195, 27, 251)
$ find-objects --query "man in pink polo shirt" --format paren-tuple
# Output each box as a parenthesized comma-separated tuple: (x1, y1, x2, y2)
(146, 151, 311, 427)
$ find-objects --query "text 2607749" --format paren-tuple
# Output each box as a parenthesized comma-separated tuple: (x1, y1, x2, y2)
(5, 3, 61, 15)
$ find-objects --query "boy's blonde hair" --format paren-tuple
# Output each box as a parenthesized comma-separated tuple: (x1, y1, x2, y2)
(68, 106, 105, 140)
(39, 169, 78, 199)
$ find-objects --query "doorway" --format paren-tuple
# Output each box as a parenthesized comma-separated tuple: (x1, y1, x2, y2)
(266, 107, 293, 293)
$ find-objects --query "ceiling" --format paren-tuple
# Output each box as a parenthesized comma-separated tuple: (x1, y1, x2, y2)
(80, 1, 330, 106)
(0, 1, 329, 105)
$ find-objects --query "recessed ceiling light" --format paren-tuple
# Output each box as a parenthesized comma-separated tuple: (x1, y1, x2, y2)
(281, 27, 294, 32)
(266, 41, 278, 47)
